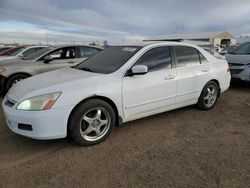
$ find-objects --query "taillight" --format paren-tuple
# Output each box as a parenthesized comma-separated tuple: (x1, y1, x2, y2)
(227, 64, 230, 72)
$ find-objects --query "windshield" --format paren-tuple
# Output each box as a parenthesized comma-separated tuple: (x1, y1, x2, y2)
(23, 47, 53, 60)
(74, 46, 142, 74)
(230, 42, 250, 54)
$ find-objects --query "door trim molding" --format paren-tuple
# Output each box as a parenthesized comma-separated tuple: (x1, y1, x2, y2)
(125, 95, 176, 109)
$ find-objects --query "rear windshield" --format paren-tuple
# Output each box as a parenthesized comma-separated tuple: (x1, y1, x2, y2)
(75, 46, 142, 74)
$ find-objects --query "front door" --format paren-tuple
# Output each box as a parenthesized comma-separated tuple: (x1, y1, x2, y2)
(38, 47, 82, 73)
(122, 46, 177, 121)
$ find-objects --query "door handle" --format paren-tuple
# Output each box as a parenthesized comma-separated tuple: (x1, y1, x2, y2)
(68, 61, 76, 64)
(202, 68, 210, 72)
(164, 75, 175, 80)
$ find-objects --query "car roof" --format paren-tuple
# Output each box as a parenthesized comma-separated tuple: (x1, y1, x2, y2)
(52, 44, 103, 49)
(112, 41, 201, 48)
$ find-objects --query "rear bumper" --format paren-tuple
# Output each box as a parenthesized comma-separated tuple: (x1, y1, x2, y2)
(230, 65, 250, 81)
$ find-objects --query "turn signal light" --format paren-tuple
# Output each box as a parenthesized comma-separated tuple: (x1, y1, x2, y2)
(43, 99, 56, 110)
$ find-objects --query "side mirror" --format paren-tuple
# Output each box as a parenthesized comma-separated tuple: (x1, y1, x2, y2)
(128, 65, 148, 76)
(43, 55, 53, 64)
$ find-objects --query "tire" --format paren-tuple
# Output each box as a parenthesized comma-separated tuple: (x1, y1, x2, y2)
(6, 74, 29, 91)
(69, 99, 116, 146)
(197, 81, 219, 110)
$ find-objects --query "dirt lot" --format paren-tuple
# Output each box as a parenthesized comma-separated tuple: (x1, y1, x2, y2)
(0, 81, 249, 188)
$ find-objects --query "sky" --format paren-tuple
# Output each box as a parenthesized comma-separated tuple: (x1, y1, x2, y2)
(0, 0, 250, 45)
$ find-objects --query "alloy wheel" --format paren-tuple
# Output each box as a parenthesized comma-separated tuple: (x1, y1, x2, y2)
(203, 85, 218, 108)
(80, 108, 110, 142)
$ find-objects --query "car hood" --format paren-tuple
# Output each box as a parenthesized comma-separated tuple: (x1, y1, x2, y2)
(0, 56, 18, 62)
(0, 57, 29, 65)
(8, 68, 105, 102)
(226, 54, 250, 65)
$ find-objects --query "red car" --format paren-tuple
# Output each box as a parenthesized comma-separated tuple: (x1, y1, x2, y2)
(0, 46, 14, 53)
(0, 45, 26, 56)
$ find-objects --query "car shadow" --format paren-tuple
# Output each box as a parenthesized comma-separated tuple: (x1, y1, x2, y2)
(229, 79, 250, 91)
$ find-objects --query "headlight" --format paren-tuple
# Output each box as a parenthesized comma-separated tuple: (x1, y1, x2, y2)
(16, 92, 61, 111)
(0, 66, 6, 73)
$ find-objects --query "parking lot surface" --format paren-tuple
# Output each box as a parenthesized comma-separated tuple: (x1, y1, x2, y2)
(0, 81, 249, 188)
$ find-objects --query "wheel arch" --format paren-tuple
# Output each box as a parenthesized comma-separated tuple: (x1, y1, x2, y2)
(67, 95, 122, 134)
(4, 72, 32, 91)
(210, 79, 221, 96)
(202, 79, 221, 97)
(6, 72, 32, 81)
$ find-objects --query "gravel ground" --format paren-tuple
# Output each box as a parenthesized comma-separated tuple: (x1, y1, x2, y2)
(0, 80, 249, 188)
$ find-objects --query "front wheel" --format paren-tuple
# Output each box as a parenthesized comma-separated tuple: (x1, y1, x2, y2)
(69, 99, 115, 146)
(197, 81, 219, 110)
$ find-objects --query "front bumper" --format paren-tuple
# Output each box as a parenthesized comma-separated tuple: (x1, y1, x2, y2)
(2, 96, 74, 140)
(230, 65, 250, 82)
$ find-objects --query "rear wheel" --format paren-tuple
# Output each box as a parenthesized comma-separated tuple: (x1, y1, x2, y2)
(69, 99, 115, 146)
(6, 74, 29, 91)
(197, 81, 219, 110)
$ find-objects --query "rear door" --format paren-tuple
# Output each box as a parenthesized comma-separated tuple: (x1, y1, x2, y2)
(122, 46, 176, 120)
(196, 52, 215, 87)
(174, 46, 202, 105)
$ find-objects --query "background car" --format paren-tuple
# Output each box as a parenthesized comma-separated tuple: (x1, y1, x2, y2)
(202, 47, 225, 59)
(0, 46, 48, 61)
(219, 45, 239, 55)
(0, 45, 26, 56)
(2, 42, 231, 145)
(0, 46, 15, 53)
(200, 45, 221, 53)
(226, 42, 250, 82)
(0, 44, 102, 92)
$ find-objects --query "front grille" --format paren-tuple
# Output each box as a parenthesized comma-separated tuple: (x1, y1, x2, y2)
(230, 69, 244, 74)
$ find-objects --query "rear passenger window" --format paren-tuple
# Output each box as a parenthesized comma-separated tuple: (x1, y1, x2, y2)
(134, 47, 172, 72)
(199, 52, 209, 64)
(175, 46, 200, 68)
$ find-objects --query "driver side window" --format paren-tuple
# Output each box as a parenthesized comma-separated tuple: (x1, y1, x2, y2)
(134, 47, 172, 72)
(45, 47, 76, 60)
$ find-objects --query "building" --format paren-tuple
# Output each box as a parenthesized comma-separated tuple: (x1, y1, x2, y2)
(144, 31, 237, 47)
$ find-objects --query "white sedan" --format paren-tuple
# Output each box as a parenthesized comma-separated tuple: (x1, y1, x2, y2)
(2, 42, 231, 145)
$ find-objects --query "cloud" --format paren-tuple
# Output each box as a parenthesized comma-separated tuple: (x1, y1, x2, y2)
(0, 0, 250, 44)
